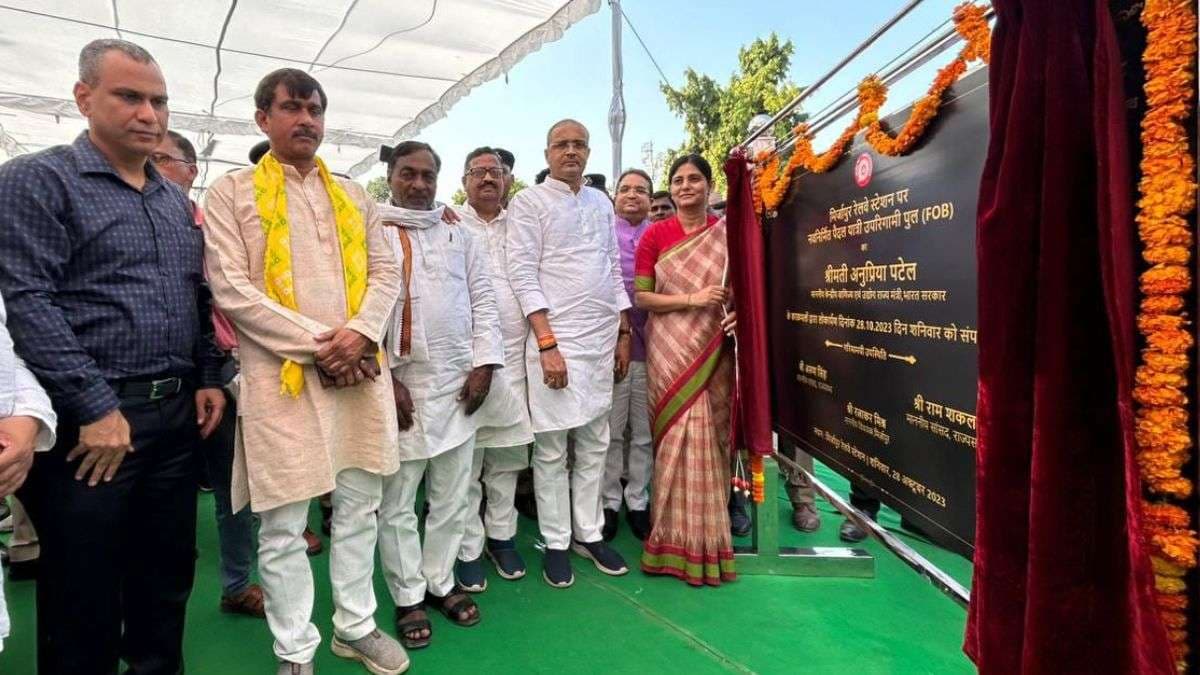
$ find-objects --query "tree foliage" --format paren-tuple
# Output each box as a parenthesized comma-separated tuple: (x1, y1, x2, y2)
(660, 33, 805, 194)
(366, 176, 390, 203)
(451, 176, 529, 206)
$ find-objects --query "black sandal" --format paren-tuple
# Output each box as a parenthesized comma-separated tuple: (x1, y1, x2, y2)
(394, 603, 432, 649)
(425, 586, 482, 627)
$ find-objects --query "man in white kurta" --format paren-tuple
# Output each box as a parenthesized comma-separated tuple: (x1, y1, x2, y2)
(506, 120, 633, 588)
(204, 70, 408, 675)
(0, 291, 57, 654)
(377, 142, 502, 645)
(454, 148, 534, 591)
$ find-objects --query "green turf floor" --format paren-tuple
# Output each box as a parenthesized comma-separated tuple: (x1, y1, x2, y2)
(0, 462, 974, 674)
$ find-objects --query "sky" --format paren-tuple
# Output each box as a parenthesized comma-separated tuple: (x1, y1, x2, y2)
(376, 0, 978, 203)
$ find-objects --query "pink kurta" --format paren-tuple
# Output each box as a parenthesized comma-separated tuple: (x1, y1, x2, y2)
(203, 163, 402, 512)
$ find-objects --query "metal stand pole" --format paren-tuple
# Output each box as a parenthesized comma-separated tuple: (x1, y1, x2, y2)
(608, 0, 625, 184)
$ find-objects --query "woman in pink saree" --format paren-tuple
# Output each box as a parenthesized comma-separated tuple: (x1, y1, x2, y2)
(634, 154, 737, 586)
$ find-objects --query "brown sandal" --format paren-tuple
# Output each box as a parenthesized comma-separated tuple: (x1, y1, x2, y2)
(425, 586, 481, 627)
(220, 584, 266, 618)
(394, 603, 432, 649)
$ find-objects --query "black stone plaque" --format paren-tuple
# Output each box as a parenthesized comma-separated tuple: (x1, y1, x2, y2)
(769, 67, 989, 557)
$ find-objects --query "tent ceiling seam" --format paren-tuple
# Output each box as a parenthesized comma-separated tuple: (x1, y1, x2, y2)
(201, 0, 240, 186)
(0, 5, 459, 82)
(313, 0, 437, 74)
(0, 92, 393, 146)
(307, 0, 360, 72)
(110, 0, 122, 39)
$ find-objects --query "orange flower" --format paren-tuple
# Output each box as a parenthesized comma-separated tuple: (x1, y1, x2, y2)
(1135, 427, 1192, 455)
(1157, 593, 1188, 611)
(1161, 610, 1188, 629)
(1140, 264, 1192, 295)
(1138, 313, 1188, 333)
(1133, 384, 1187, 407)
(1144, 326, 1194, 353)
(1149, 531, 1198, 569)
(1143, 245, 1191, 266)
(1141, 350, 1189, 373)
(1144, 502, 1194, 529)
(1141, 293, 1185, 314)
(1153, 477, 1194, 499)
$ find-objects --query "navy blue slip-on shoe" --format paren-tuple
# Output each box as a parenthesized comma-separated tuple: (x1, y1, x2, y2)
(456, 556, 487, 593)
(485, 538, 526, 580)
(571, 539, 629, 576)
(542, 548, 574, 588)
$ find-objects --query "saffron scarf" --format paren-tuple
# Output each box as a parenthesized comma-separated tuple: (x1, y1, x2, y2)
(253, 152, 369, 397)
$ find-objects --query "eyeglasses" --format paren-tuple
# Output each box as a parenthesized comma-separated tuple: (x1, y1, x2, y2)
(464, 167, 508, 179)
(150, 152, 193, 167)
(617, 185, 650, 196)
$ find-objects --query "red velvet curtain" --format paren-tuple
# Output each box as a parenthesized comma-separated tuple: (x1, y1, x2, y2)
(724, 153, 773, 456)
(964, 1, 1174, 672)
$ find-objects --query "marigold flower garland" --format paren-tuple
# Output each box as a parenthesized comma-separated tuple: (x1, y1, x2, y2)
(1134, 0, 1198, 669)
(752, 2, 991, 213)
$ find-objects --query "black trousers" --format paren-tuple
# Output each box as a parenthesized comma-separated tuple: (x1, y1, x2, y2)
(18, 387, 200, 675)
(849, 482, 881, 518)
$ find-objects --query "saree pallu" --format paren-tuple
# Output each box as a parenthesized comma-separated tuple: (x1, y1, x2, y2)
(640, 219, 736, 586)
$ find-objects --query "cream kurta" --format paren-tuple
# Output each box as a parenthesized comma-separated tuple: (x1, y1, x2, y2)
(458, 203, 533, 448)
(203, 163, 402, 513)
(506, 179, 631, 433)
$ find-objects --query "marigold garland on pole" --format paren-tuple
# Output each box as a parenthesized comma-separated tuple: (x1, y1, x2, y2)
(1133, 0, 1198, 669)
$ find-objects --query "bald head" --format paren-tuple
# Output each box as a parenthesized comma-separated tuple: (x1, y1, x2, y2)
(546, 118, 588, 146)
(545, 119, 590, 191)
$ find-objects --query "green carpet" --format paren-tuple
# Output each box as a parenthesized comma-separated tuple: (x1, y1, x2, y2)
(0, 462, 974, 674)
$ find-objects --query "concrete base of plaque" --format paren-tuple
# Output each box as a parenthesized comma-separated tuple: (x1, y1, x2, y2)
(734, 457, 876, 578)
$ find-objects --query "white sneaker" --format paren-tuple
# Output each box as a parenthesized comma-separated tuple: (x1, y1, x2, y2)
(332, 629, 410, 675)
(276, 661, 314, 675)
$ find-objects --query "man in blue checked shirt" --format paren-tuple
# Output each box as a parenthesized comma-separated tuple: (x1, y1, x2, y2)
(0, 39, 225, 674)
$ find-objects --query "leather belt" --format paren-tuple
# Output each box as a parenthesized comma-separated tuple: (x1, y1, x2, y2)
(114, 376, 185, 401)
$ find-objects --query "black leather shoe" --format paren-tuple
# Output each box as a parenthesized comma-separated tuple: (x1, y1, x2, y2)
(729, 495, 752, 537)
(8, 556, 39, 581)
(601, 508, 619, 541)
(626, 509, 650, 540)
(839, 518, 868, 543)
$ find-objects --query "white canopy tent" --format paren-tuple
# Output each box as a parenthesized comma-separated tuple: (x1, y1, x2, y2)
(0, 0, 600, 189)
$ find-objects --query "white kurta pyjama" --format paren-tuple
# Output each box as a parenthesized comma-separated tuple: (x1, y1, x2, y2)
(377, 204, 503, 603)
(0, 292, 57, 654)
(457, 204, 533, 560)
(505, 178, 631, 549)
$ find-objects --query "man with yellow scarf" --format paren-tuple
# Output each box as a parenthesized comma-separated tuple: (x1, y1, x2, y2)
(203, 69, 407, 675)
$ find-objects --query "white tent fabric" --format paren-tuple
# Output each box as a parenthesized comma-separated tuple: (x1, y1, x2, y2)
(0, 0, 600, 187)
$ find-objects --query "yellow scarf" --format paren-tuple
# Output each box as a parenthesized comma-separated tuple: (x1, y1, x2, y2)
(253, 153, 369, 398)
